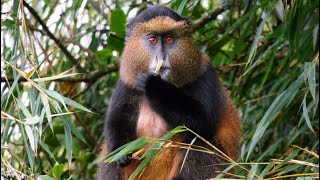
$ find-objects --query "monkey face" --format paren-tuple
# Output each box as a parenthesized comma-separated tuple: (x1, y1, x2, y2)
(120, 17, 207, 87)
(141, 32, 177, 81)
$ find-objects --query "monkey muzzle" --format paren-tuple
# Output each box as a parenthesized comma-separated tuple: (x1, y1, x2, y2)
(153, 58, 164, 74)
(149, 56, 171, 82)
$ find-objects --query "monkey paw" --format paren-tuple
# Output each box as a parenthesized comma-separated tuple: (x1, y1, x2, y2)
(135, 74, 163, 92)
(135, 74, 151, 92)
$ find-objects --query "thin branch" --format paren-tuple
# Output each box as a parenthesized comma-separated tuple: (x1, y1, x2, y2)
(192, 6, 228, 32)
(22, 0, 84, 72)
(1, 64, 119, 83)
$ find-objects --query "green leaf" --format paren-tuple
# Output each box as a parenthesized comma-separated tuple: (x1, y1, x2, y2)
(260, 161, 275, 177)
(110, 8, 126, 38)
(308, 63, 316, 100)
(43, 0, 52, 6)
(106, 137, 148, 162)
(61, 115, 86, 143)
(129, 126, 186, 180)
(107, 34, 125, 52)
(95, 48, 113, 61)
(177, 0, 188, 15)
(19, 123, 34, 170)
(2, 19, 15, 28)
(275, 0, 284, 21)
(302, 95, 314, 133)
(40, 94, 53, 131)
(52, 164, 64, 178)
(33, 73, 80, 82)
(17, 99, 32, 118)
(5, 73, 21, 108)
(63, 119, 73, 165)
(45, 90, 68, 112)
(25, 125, 35, 152)
(39, 141, 56, 161)
(38, 175, 55, 180)
(247, 164, 259, 179)
(276, 164, 301, 176)
(62, 96, 92, 113)
(214, 164, 236, 178)
(24, 116, 40, 125)
(274, 149, 300, 170)
(89, 33, 99, 51)
(313, 25, 319, 50)
(180, 137, 197, 173)
(246, 11, 270, 67)
(246, 75, 304, 161)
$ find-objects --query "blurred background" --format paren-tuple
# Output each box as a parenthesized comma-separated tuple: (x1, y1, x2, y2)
(1, 0, 319, 179)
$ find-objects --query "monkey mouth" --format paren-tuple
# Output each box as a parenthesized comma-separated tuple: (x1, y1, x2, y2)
(152, 66, 170, 74)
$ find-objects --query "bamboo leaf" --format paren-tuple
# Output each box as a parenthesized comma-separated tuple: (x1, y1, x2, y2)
(180, 137, 197, 173)
(302, 95, 314, 133)
(276, 164, 301, 176)
(60, 115, 86, 143)
(214, 164, 236, 178)
(275, 0, 284, 21)
(19, 123, 35, 171)
(45, 90, 68, 112)
(273, 149, 300, 170)
(177, 0, 188, 15)
(106, 137, 148, 162)
(313, 25, 319, 50)
(25, 67, 37, 79)
(63, 119, 73, 165)
(24, 116, 40, 125)
(40, 93, 53, 131)
(39, 141, 56, 161)
(38, 175, 55, 180)
(260, 161, 275, 177)
(52, 164, 64, 178)
(247, 164, 259, 179)
(129, 126, 186, 180)
(33, 73, 80, 82)
(246, 75, 304, 161)
(308, 63, 316, 100)
(16, 99, 32, 118)
(25, 125, 35, 152)
(246, 12, 270, 67)
(62, 96, 92, 113)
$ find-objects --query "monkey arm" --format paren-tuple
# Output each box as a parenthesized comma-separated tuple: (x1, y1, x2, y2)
(104, 80, 141, 166)
(138, 69, 223, 140)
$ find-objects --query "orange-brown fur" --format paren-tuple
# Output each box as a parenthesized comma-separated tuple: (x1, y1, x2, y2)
(118, 90, 241, 179)
(101, 14, 241, 180)
(122, 98, 182, 179)
(120, 17, 207, 87)
(216, 91, 242, 159)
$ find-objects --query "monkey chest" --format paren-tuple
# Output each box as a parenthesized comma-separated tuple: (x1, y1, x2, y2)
(136, 99, 169, 138)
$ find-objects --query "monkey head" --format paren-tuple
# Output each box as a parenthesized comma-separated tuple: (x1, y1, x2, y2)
(120, 5, 208, 87)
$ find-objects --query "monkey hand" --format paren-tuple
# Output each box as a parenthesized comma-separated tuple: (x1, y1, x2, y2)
(135, 74, 162, 92)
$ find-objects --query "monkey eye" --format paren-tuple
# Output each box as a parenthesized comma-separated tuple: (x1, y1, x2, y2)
(148, 36, 158, 45)
(165, 37, 174, 45)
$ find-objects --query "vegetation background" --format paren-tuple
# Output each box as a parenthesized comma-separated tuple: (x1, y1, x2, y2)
(1, 0, 319, 179)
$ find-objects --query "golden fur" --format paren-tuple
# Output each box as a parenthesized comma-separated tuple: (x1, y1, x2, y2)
(118, 90, 241, 179)
(120, 17, 207, 87)
(101, 15, 241, 180)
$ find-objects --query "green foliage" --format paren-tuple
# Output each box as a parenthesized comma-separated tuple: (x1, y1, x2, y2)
(1, 0, 318, 179)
